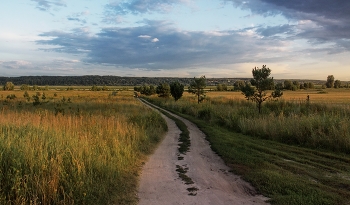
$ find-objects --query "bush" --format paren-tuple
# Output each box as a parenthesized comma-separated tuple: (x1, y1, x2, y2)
(3, 82, 14, 91)
(198, 107, 212, 121)
(6, 94, 16, 100)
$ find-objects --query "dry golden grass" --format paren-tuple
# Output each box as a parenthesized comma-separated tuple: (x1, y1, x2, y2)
(205, 88, 350, 105)
(0, 90, 167, 205)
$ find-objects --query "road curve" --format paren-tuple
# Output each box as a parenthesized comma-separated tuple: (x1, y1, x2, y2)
(137, 99, 269, 205)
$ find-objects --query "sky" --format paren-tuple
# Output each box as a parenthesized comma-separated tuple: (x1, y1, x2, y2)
(0, 0, 350, 80)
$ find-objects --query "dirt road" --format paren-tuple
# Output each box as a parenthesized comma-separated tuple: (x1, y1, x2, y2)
(138, 100, 269, 205)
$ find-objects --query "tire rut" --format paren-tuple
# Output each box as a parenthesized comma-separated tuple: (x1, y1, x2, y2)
(138, 99, 269, 205)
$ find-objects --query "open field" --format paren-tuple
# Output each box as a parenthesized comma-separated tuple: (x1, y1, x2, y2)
(204, 88, 350, 105)
(145, 88, 350, 204)
(12, 85, 135, 92)
(149, 88, 350, 153)
(0, 90, 167, 204)
(2, 87, 350, 204)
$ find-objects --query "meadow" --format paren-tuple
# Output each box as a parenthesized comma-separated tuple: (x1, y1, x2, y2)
(0, 89, 167, 204)
(148, 89, 350, 153)
(2, 86, 350, 205)
(146, 88, 350, 204)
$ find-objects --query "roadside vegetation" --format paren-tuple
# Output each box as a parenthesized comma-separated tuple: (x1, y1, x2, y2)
(145, 88, 350, 205)
(0, 90, 167, 204)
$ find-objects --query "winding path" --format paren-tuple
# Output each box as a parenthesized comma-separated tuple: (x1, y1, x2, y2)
(138, 100, 269, 205)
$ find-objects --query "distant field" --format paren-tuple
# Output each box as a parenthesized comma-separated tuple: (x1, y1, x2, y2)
(12, 85, 135, 91)
(204, 88, 350, 105)
(10, 85, 350, 104)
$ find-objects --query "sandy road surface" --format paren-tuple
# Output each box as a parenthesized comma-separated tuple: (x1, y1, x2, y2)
(138, 100, 269, 205)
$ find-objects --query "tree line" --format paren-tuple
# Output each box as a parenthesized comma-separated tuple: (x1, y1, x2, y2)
(0, 75, 333, 88)
(0, 76, 250, 86)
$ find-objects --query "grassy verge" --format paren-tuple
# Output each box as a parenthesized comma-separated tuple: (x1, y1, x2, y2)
(146, 95, 350, 154)
(0, 91, 167, 204)
(145, 99, 350, 205)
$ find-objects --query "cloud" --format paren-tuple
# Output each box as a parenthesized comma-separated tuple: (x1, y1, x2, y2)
(226, 0, 350, 46)
(31, 0, 66, 11)
(0, 61, 32, 70)
(138, 35, 159, 42)
(0, 59, 86, 76)
(67, 17, 86, 24)
(152, 38, 159, 42)
(138, 35, 152, 39)
(256, 24, 296, 38)
(36, 20, 290, 71)
(105, 0, 189, 16)
(226, 0, 350, 20)
(66, 10, 90, 24)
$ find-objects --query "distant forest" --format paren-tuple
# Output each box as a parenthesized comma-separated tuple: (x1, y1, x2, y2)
(0, 75, 325, 86)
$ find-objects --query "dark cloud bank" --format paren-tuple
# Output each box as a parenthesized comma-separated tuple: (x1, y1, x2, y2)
(36, 0, 350, 71)
(228, 0, 350, 45)
(37, 20, 279, 70)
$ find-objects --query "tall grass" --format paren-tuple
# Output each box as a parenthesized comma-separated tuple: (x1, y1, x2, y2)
(145, 92, 350, 204)
(0, 91, 167, 204)
(147, 92, 350, 153)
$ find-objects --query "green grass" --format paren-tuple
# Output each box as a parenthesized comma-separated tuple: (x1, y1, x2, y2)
(144, 97, 350, 205)
(146, 94, 350, 154)
(198, 123, 350, 205)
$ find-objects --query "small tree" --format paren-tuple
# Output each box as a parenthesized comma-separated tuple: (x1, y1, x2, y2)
(140, 85, 149, 95)
(6, 94, 16, 100)
(134, 86, 141, 92)
(20, 84, 30, 90)
(149, 85, 156, 95)
(326, 75, 335, 88)
(32, 85, 39, 91)
(308, 82, 315, 89)
(334, 80, 341, 88)
(216, 84, 223, 91)
(91, 85, 100, 91)
(32, 93, 40, 106)
(156, 83, 171, 98)
(170, 81, 184, 101)
(188, 75, 206, 104)
(233, 80, 245, 91)
(23, 91, 30, 102)
(275, 82, 284, 90)
(292, 81, 300, 90)
(284, 80, 293, 90)
(216, 84, 227, 91)
(42, 92, 47, 101)
(303, 82, 309, 89)
(241, 65, 283, 113)
(3, 82, 14, 91)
